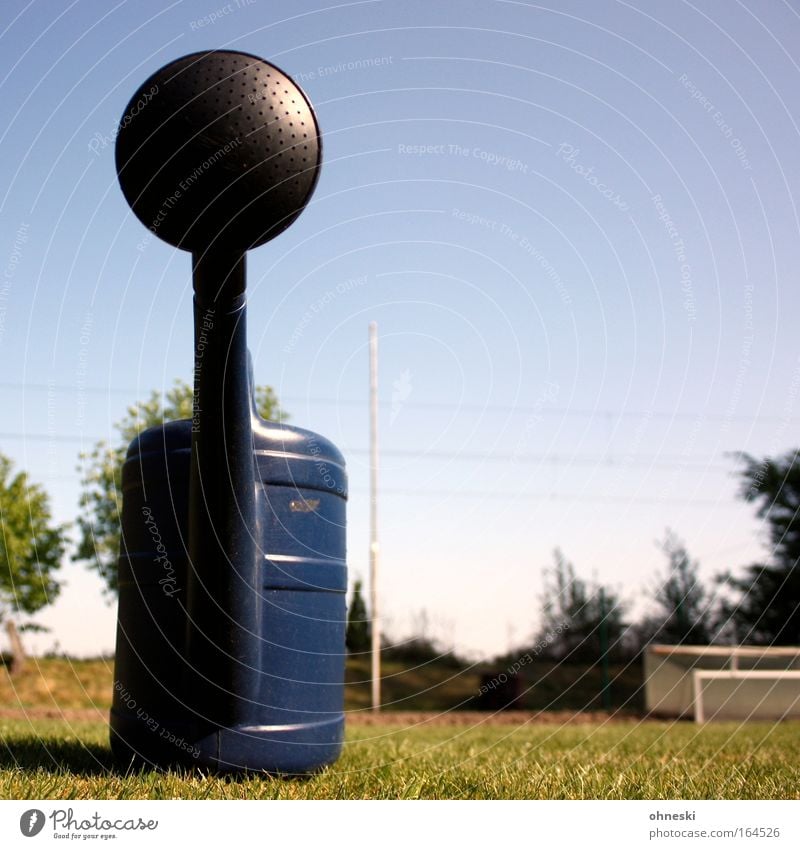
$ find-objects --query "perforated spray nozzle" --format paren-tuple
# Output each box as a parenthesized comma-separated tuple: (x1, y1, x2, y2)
(115, 50, 322, 253)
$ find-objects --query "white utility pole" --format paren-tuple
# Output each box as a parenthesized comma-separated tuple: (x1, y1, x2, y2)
(368, 321, 381, 711)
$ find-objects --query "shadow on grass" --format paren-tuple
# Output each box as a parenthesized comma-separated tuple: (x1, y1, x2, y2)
(0, 736, 118, 777)
(0, 735, 312, 782)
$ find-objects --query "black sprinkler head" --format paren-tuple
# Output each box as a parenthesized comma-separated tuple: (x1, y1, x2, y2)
(115, 50, 322, 253)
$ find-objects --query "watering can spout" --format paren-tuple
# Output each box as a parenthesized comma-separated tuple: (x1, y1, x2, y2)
(185, 249, 260, 728)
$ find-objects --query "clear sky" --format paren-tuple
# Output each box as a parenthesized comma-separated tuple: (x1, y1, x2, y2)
(2, 0, 800, 658)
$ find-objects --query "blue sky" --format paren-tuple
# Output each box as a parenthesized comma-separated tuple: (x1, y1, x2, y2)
(2, 0, 800, 658)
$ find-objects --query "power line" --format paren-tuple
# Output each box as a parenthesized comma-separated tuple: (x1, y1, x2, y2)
(287, 398, 795, 424)
(0, 433, 95, 444)
(0, 431, 730, 472)
(359, 488, 741, 507)
(0, 380, 796, 424)
(0, 381, 134, 396)
(348, 448, 730, 471)
(23, 474, 744, 507)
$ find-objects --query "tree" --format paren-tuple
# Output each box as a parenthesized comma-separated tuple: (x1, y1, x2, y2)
(0, 453, 68, 671)
(718, 450, 800, 644)
(638, 530, 714, 646)
(533, 549, 627, 662)
(75, 379, 285, 596)
(345, 578, 370, 653)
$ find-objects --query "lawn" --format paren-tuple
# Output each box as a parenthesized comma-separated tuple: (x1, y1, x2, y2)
(1, 717, 798, 799)
(1, 658, 798, 799)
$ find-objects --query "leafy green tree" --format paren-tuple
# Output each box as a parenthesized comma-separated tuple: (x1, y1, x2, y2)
(639, 530, 714, 646)
(345, 578, 370, 653)
(718, 450, 800, 644)
(534, 549, 627, 662)
(75, 379, 285, 596)
(0, 453, 68, 665)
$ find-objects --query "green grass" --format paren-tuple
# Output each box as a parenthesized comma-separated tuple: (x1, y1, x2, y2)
(1, 656, 644, 714)
(0, 658, 114, 710)
(1, 718, 798, 799)
(2, 658, 796, 798)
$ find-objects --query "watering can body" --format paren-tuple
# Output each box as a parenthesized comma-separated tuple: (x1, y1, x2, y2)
(110, 413, 348, 773)
(109, 50, 346, 774)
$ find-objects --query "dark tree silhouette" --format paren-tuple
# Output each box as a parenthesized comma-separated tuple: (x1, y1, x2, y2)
(346, 578, 370, 653)
(534, 549, 627, 662)
(719, 450, 800, 644)
(638, 529, 714, 646)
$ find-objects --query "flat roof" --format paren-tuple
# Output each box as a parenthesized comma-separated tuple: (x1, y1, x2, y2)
(649, 644, 800, 657)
